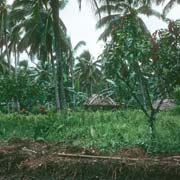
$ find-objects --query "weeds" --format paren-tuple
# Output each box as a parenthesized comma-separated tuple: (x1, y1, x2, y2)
(0, 110, 180, 154)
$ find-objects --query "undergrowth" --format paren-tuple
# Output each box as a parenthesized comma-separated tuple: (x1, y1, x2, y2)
(0, 110, 180, 154)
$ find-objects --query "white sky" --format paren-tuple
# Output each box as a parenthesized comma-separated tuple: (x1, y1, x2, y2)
(60, 0, 180, 58)
(7, 0, 180, 59)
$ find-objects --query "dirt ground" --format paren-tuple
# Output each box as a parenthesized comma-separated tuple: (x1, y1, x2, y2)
(0, 138, 180, 180)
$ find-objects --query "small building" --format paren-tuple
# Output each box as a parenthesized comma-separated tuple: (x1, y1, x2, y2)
(153, 99, 176, 111)
(84, 94, 119, 110)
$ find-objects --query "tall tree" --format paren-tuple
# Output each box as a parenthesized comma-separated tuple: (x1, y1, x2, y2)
(152, 0, 180, 16)
(95, 0, 162, 41)
(66, 40, 86, 106)
(74, 50, 102, 96)
(10, 0, 69, 111)
(102, 18, 180, 138)
(0, 0, 11, 72)
(50, 0, 67, 110)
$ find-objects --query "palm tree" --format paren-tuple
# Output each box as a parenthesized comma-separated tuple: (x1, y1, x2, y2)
(95, 0, 162, 41)
(10, 0, 69, 110)
(77, 0, 99, 11)
(50, 0, 67, 110)
(65, 40, 86, 106)
(0, 0, 11, 72)
(74, 50, 102, 95)
(152, 0, 180, 16)
(0, 53, 9, 74)
(10, 0, 60, 110)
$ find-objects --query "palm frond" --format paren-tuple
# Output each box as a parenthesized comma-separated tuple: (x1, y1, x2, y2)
(138, 5, 162, 18)
(77, 0, 101, 18)
(74, 41, 86, 53)
(163, 0, 180, 16)
(95, 4, 123, 15)
(136, 16, 151, 36)
(97, 24, 113, 41)
(96, 14, 120, 29)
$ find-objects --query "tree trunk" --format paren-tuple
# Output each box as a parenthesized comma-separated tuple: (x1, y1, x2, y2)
(140, 77, 147, 109)
(14, 45, 17, 80)
(149, 112, 156, 140)
(70, 56, 76, 107)
(14, 46, 20, 112)
(50, 0, 66, 110)
(4, 18, 11, 73)
(90, 78, 93, 96)
(51, 53, 61, 111)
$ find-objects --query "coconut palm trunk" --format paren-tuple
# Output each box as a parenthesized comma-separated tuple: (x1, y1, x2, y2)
(70, 55, 76, 107)
(51, 53, 61, 111)
(4, 30, 10, 72)
(50, 0, 66, 110)
(3, 13, 10, 72)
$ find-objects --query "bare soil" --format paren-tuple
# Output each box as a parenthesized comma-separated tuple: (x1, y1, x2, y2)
(0, 138, 180, 180)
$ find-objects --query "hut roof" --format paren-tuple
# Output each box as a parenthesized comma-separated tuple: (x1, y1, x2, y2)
(153, 99, 176, 111)
(85, 94, 118, 106)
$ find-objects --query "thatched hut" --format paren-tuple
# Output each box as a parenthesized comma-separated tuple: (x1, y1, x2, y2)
(84, 94, 119, 109)
(153, 99, 176, 111)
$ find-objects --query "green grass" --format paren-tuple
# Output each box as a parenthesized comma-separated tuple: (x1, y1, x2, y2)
(0, 110, 180, 154)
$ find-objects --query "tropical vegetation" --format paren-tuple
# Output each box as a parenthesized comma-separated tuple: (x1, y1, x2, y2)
(0, 0, 180, 144)
(0, 110, 180, 154)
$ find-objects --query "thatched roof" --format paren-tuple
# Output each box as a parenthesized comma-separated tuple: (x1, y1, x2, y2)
(85, 94, 118, 107)
(153, 99, 176, 111)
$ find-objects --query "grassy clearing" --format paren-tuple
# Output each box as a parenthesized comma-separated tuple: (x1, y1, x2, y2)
(0, 110, 180, 154)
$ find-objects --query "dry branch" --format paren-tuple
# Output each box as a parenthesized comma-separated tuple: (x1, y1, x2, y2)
(56, 153, 180, 167)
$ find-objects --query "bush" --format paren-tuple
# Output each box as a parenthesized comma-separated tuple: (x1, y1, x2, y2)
(173, 87, 180, 104)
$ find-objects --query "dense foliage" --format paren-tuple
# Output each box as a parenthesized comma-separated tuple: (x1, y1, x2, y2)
(0, 0, 180, 142)
(0, 0, 179, 111)
(102, 15, 180, 136)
